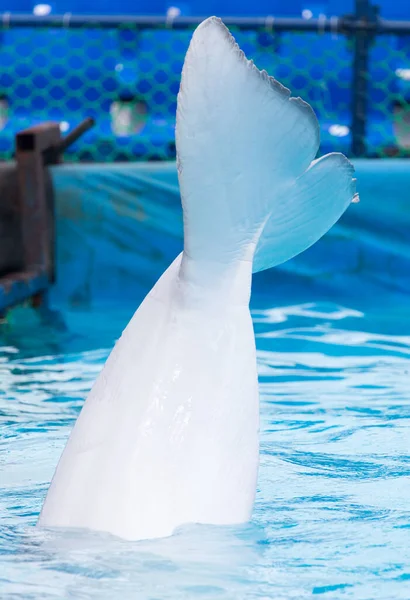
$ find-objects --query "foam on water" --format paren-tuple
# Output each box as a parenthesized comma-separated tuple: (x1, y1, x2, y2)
(1, 295, 410, 599)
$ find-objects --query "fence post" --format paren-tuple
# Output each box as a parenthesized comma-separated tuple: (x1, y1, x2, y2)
(350, 0, 378, 157)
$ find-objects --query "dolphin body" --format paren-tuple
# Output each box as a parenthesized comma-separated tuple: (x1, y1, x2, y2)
(38, 17, 357, 541)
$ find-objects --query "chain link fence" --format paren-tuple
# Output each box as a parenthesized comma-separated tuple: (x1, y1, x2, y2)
(369, 34, 410, 157)
(0, 14, 409, 161)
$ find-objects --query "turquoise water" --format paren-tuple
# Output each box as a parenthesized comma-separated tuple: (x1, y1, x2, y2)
(1, 287, 410, 599)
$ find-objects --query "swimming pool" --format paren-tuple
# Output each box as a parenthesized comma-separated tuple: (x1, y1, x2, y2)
(1, 160, 410, 599)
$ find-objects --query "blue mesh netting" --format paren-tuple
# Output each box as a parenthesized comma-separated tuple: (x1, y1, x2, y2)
(0, 22, 408, 160)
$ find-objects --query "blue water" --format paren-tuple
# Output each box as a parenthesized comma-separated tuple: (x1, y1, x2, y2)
(1, 290, 410, 599)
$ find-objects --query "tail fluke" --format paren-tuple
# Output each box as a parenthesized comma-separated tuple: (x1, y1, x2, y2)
(176, 17, 319, 264)
(176, 17, 357, 271)
(253, 153, 358, 272)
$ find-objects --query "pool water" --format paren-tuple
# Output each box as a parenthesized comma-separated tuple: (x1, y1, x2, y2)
(1, 279, 410, 599)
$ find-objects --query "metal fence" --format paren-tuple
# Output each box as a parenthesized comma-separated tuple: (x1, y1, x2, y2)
(0, 1, 410, 161)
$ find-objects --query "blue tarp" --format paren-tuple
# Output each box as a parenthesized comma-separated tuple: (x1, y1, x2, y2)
(50, 159, 410, 311)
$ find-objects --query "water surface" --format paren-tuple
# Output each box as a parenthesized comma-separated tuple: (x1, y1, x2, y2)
(1, 297, 409, 599)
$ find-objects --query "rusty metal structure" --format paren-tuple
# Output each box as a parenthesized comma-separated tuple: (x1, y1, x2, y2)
(0, 118, 94, 315)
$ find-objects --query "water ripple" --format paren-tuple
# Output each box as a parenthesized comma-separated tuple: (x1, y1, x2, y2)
(1, 302, 410, 598)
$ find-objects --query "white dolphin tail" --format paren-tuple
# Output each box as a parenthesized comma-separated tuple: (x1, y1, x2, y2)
(176, 17, 357, 272)
(38, 17, 356, 541)
(177, 17, 319, 265)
